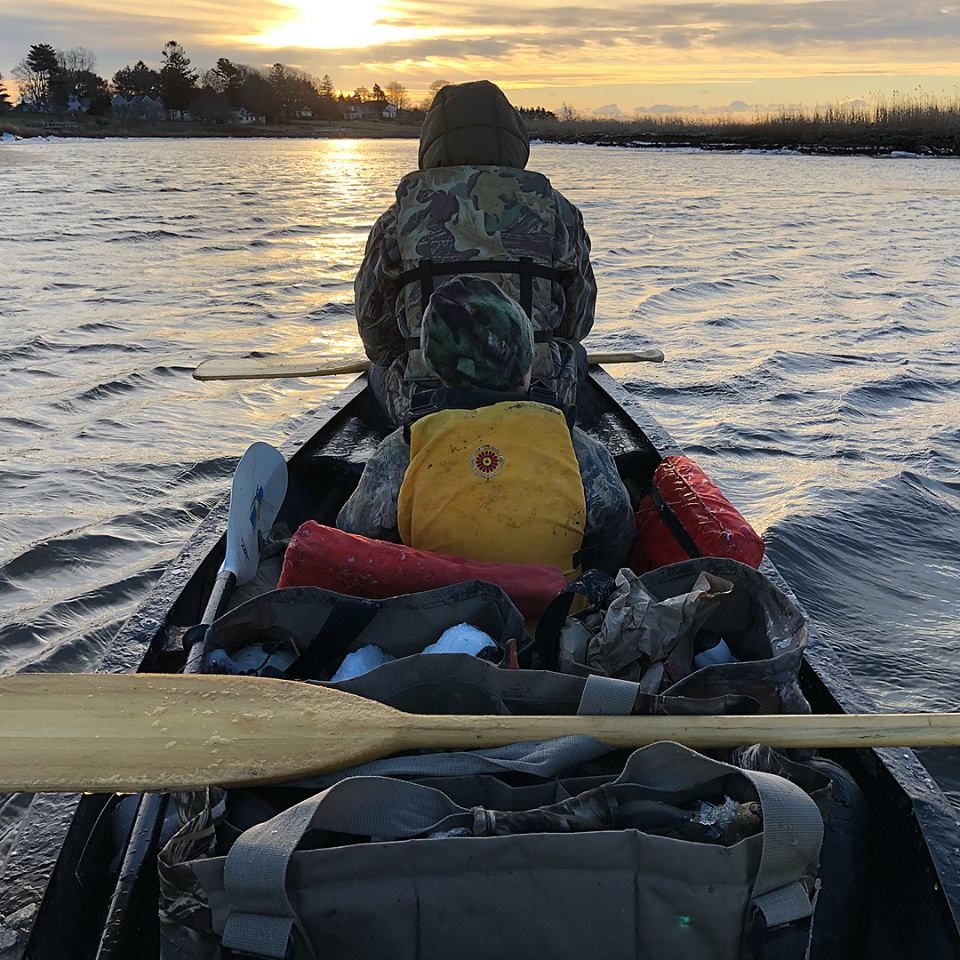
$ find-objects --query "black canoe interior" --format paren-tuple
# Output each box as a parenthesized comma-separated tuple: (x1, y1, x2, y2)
(4, 370, 959, 960)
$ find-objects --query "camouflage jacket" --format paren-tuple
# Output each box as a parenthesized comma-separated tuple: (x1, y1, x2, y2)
(355, 165, 598, 423)
(336, 426, 635, 575)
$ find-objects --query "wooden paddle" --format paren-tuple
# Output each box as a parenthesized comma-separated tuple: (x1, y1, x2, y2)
(192, 349, 665, 382)
(2, 674, 957, 793)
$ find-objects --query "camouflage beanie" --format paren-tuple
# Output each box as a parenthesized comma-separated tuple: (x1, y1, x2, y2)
(421, 276, 534, 391)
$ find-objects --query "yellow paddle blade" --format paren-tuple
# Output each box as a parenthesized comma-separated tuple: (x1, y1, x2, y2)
(0, 674, 406, 792)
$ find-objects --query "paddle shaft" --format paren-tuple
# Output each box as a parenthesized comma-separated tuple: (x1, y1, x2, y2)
(1, 675, 958, 793)
(193, 349, 664, 382)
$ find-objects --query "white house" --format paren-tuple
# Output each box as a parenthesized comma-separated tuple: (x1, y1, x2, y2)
(231, 107, 264, 125)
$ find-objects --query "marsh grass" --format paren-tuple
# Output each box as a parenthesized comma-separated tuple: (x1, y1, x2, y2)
(529, 92, 960, 153)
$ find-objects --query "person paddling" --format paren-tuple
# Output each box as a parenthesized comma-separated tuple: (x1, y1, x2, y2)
(354, 79, 598, 425)
(338, 276, 633, 578)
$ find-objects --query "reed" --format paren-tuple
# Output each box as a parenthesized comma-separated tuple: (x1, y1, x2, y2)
(529, 91, 960, 154)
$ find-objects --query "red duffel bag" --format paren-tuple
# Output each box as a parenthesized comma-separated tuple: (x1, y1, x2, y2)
(630, 455, 765, 573)
(278, 522, 566, 620)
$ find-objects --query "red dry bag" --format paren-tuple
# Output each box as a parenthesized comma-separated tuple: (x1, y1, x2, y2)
(630, 455, 765, 574)
(278, 522, 566, 620)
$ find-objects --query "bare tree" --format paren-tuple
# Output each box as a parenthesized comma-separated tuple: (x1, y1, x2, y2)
(57, 47, 96, 78)
(352, 86, 370, 102)
(557, 102, 579, 121)
(420, 78, 449, 110)
(385, 81, 409, 111)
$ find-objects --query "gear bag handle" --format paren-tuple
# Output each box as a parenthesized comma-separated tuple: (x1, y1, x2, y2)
(220, 736, 611, 959)
(613, 741, 823, 925)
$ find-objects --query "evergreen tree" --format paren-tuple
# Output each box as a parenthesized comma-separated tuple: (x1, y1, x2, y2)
(238, 68, 280, 121)
(352, 86, 370, 102)
(318, 74, 335, 99)
(0, 73, 10, 112)
(371, 83, 386, 102)
(159, 40, 197, 115)
(13, 43, 60, 109)
(209, 58, 244, 105)
(268, 63, 293, 116)
(112, 61, 161, 98)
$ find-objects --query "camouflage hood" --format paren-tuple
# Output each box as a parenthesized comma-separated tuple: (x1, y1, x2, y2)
(419, 80, 530, 170)
(421, 276, 534, 391)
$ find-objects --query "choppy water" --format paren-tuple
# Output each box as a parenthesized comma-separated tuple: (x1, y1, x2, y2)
(1, 138, 959, 799)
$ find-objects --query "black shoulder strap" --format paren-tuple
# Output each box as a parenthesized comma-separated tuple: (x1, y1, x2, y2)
(285, 597, 381, 681)
(398, 257, 570, 321)
(534, 569, 617, 670)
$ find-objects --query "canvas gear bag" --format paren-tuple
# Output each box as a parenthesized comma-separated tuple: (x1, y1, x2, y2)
(163, 739, 823, 960)
(536, 558, 811, 715)
(191, 581, 527, 679)
(195, 581, 759, 718)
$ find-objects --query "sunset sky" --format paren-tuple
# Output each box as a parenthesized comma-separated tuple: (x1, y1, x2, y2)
(3, 0, 959, 111)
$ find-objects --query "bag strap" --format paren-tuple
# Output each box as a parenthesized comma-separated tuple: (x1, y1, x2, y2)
(613, 742, 822, 926)
(534, 569, 616, 669)
(742, 769, 824, 925)
(398, 257, 570, 320)
(285, 597, 380, 681)
(287, 735, 612, 789)
(576, 674, 640, 715)
(221, 776, 485, 958)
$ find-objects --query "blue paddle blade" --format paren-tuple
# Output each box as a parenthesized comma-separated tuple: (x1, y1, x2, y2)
(221, 442, 288, 584)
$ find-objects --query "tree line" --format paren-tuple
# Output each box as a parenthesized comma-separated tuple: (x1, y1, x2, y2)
(0, 41, 448, 122)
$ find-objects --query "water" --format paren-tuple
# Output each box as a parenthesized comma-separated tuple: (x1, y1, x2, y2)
(1, 138, 959, 800)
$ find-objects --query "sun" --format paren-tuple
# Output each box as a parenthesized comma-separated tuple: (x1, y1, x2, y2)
(256, 0, 404, 50)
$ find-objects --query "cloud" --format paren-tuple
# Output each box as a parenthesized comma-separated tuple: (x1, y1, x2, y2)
(4, 0, 960, 104)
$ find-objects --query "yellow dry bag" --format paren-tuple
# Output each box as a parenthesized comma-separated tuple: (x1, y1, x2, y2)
(398, 401, 586, 580)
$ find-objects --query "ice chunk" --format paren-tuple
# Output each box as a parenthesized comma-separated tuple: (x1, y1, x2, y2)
(422, 623, 495, 656)
(207, 645, 296, 675)
(693, 638, 738, 670)
(331, 644, 396, 682)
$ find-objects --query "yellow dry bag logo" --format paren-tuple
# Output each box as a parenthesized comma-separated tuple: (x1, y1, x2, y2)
(471, 444, 505, 478)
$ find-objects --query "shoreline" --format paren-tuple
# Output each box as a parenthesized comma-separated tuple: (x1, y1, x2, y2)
(3, 117, 958, 158)
(532, 130, 960, 158)
(0, 117, 424, 141)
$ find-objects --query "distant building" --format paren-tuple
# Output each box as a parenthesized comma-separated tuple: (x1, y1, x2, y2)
(342, 101, 396, 121)
(231, 107, 264, 125)
(111, 94, 165, 122)
(295, 105, 313, 119)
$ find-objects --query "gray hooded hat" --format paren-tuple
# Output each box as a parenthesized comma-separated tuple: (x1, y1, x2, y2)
(418, 80, 530, 171)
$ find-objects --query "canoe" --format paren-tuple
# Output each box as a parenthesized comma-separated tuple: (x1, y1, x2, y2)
(1, 367, 958, 959)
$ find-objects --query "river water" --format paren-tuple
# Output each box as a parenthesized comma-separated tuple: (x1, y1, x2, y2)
(1, 138, 959, 801)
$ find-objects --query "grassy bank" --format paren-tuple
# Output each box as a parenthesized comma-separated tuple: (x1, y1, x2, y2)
(5, 94, 960, 155)
(528, 95, 960, 157)
(0, 113, 422, 140)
